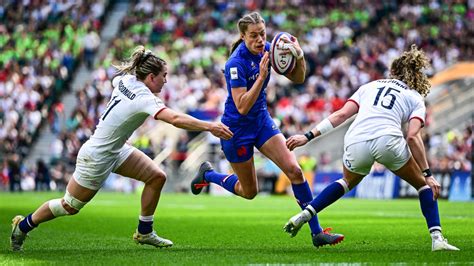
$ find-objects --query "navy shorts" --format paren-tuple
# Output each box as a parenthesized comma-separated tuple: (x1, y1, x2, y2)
(221, 114, 280, 163)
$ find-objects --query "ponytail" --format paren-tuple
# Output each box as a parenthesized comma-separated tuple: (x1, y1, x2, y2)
(229, 39, 243, 57)
(114, 45, 167, 80)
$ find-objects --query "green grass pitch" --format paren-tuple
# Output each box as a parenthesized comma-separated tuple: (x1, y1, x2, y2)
(0, 192, 472, 264)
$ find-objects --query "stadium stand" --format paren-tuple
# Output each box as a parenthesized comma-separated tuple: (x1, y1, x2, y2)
(0, 0, 471, 193)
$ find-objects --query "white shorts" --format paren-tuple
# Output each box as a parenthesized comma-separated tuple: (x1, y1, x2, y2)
(73, 143, 136, 190)
(343, 135, 410, 175)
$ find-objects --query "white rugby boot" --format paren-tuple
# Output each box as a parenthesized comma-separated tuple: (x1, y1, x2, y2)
(431, 231, 460, 251)
(10, 215, 28, 251)
(133, 230, 173, 248)
(283, 209, 313, 237)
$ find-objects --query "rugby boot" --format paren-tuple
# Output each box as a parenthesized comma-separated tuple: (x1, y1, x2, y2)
(312, 228, 344, 248)
(133, 230, 173, 248)
(283, 209, 312, 237)
(431, 232, 460, 251)
(190, 161, 213, 195)
(11, 215, 27, 251)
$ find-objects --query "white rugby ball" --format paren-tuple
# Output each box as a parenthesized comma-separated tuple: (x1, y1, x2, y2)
(270, 32, 296, 75)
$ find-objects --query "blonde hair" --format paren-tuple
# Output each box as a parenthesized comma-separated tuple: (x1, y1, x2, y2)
(229, 12, 265, 56)
(114, 45, 166, 80)
(390, 44, 431, 97)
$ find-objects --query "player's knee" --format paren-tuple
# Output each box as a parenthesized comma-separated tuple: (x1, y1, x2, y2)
(146, 171, 167, 188)
(48, 191, 86, 217)
(241, 188, 258, 200)
(285, 164, 304, 182)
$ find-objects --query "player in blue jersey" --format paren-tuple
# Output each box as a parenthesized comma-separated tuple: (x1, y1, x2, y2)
(191, 12, 343, 247)
(284, 45, 459, 251)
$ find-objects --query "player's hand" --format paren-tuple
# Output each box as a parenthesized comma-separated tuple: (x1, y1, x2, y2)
(425, 176, 441, 200)
(278, 36, 304, 59)
(259, 51, 270, 80)
(209, 122, 233, 140)
(286, 134, 309, 151)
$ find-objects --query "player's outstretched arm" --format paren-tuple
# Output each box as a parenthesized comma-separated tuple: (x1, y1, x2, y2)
(282, 36, 306, 84)
(286, 100, 358, 151)
(156, 108, 233, 140)
(406, 118, 440, 199)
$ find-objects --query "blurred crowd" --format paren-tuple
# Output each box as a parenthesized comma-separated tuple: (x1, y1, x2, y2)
(0, 0, 107, 191)
(0, 0, 472, 192)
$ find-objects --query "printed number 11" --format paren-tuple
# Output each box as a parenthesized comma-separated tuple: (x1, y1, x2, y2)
(102, 96, 122, 120)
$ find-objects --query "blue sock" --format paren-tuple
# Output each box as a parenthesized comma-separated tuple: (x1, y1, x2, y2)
(291, 181, 322, 235)
(205, 171, 238, 194)
(310, 180, 347, 213)
(418, 187, 441, 231)
(19, 214, 37, 233)
(138, 215, 153, 234)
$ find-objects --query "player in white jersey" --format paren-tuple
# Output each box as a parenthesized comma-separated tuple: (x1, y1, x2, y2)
(10, 46, 233, 251)
(283, 45, 459, 251)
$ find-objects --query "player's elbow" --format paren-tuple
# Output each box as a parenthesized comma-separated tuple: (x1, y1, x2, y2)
(290, 74, 305, 84)
(236, 106, 249, 116)
(406, 134, 418, 145)
(169, 114, 184, 128)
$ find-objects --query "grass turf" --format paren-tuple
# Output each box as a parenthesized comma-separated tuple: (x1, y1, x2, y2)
(0, 192, 472, 265)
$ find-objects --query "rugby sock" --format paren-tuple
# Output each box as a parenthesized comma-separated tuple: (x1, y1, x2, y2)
(138, 215, 153, 234)
(205, 171, 238, 194)
(291, 181, 322, 234)
(19, 214, 37, 233)
(309, 179, 348, 213)
(418, 186, 441, 232)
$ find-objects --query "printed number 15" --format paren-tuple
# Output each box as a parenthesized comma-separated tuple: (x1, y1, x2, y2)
(373, 86, 400, 110)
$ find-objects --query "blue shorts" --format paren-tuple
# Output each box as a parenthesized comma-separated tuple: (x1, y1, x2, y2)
(221, 114, 280, 163)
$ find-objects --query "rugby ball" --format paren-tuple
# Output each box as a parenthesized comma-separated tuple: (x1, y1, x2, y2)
(270, 32, 296, 75)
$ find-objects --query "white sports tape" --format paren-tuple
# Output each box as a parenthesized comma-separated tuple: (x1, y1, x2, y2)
(336, 179, 349, 194)
(417, 185, 430, 193)
(64, 191, 86, 211)
(278, 42, 304, 59)
(49, 199, 70, 217)
(316, 118, 334, 135)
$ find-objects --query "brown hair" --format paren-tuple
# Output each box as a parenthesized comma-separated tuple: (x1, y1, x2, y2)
(114, 45, 166, 80)
(229, 12, 265, 56)
(390, 44, 431, 97)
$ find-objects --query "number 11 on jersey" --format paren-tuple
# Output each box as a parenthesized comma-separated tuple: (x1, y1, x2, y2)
(102, 96, 122, 120)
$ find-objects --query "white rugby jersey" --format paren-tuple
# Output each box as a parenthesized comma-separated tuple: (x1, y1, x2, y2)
(85, 74, 166, 156)
(344, 79, 425, 147)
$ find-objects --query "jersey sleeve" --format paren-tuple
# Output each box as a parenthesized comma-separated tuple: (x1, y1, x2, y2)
(348, 85, 363, 108)
(139, 94, 167, 119)
(226, 59, 247, 88)
(408, 96, 426, 127)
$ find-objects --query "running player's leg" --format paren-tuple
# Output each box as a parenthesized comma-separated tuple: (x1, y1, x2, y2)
(192, 125, 253, 197)
(378, 136, 458, 251)
(258, 134, 325, 236)
(392, 156, 459, 251)
(11, 177, 96, 251)
(114, 148, 172, 248)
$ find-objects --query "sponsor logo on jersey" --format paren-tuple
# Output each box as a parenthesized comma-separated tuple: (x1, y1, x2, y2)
(230, 67, 238, 80)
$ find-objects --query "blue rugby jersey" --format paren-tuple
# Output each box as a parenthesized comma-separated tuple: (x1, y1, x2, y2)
(222, 41, 271, 125)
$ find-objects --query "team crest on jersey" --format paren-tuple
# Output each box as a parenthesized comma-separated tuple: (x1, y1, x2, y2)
(230, 67, 238, 80)
(251, 61, 256, 69)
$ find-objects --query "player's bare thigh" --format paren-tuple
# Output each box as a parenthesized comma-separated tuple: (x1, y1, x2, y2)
(392, 156, 426, 190)
(230, 157, 258, 199)
(114, 149, 166, 183)
(259, 133, 304, 184)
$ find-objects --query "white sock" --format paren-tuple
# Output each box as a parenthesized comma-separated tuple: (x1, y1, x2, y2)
(139, 215, 154, 222)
